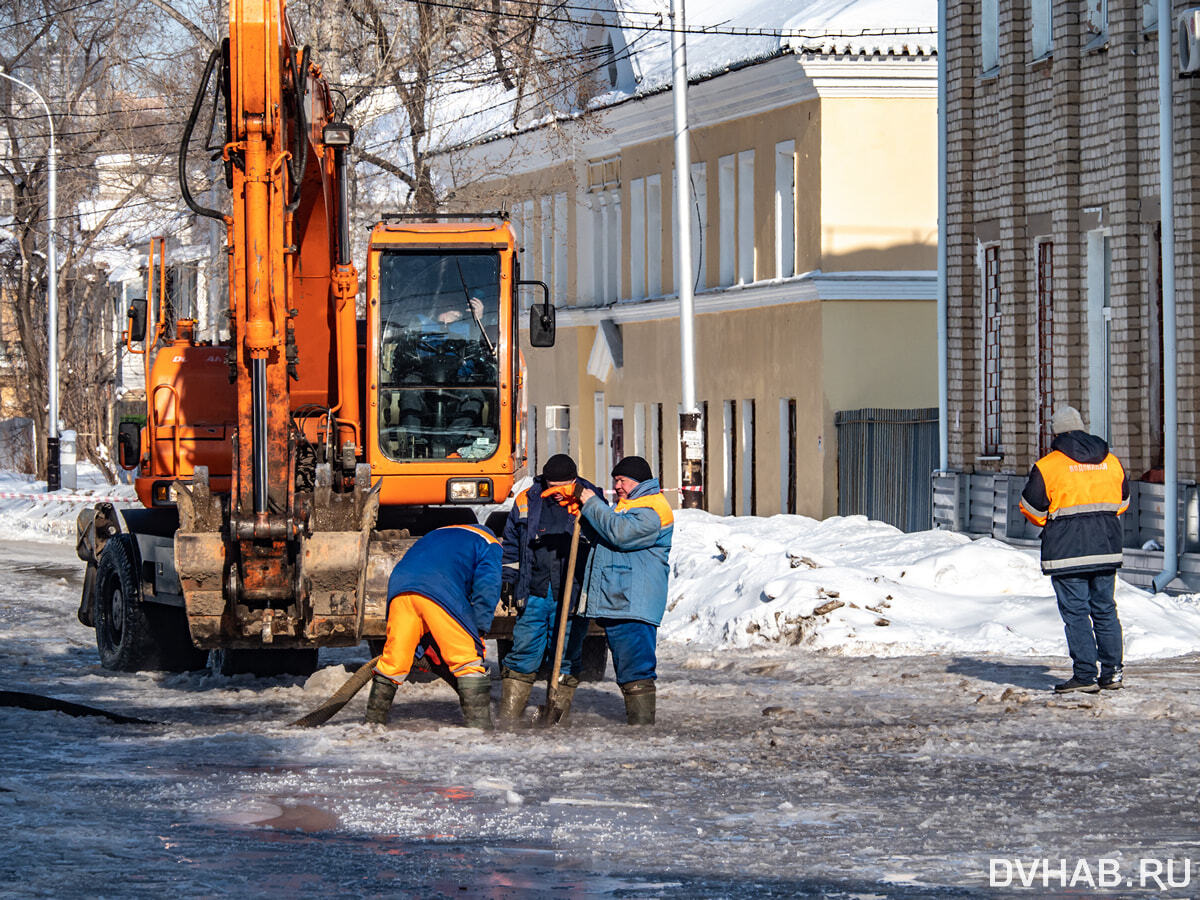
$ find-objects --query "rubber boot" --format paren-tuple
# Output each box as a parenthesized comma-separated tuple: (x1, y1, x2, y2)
(498, 668, 536, 726)
(365, 674, 397, 725)
(549, 674, 580, 724)
(621, 679, 656, 725)
(456, 673, 495, 730)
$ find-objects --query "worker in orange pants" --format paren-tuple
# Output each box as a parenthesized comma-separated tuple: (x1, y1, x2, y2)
(366, 524, 502, 728)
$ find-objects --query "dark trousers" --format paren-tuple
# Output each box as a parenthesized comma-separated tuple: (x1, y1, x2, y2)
(1052, 572, 1123, 682)
(565, 617, 658, 684)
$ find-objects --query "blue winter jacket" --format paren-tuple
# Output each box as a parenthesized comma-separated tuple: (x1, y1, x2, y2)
(501, 474, 605, 606)
(578, 478, 673, 626)
(387, 525, 502, 653)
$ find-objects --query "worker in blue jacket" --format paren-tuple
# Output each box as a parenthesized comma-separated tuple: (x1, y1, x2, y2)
(497, 454, 604, 725)
(556, 455, 672, 725)
(366, 524, 502, 728)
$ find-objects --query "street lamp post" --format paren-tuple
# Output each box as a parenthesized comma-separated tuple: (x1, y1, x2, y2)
(0, 68, 60, 491)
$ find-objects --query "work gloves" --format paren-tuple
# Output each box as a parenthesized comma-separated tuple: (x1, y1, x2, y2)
(541, 483, 582, 516)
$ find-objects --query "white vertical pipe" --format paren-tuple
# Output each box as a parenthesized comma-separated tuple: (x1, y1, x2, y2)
(1154, 0, 1178, 592)
(671, 0, 696, 414)
(936, 2, 948, 472)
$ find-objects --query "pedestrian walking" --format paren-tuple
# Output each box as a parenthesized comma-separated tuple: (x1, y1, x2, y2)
(366, 524, 502, 728)
(1020, 405, 1130, 693)
(555, 455, 672, 724)
(496, 454, 605, 725)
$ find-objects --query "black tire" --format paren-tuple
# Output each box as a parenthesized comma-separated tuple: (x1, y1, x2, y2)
(579, 634, 608, 682)
(210, 648, 319, 677)
(94, 535, 160, 671)
(367, 638, 386, 658)
(94, 535, 208, 672)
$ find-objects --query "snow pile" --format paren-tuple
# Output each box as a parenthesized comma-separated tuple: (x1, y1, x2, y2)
(0, 464, 137, 543)
(664, 509, 1200, 661)
(3, 467, 1199, 663)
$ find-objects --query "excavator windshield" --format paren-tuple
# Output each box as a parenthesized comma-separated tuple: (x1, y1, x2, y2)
(377, 251, 501, 462)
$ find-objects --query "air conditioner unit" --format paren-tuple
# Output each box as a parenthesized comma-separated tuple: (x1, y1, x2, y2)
(545, 405, 570, 430)
(1179, 8, 1200, 74)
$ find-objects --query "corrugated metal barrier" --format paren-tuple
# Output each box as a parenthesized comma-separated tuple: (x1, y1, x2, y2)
(835, 407, 938, 533)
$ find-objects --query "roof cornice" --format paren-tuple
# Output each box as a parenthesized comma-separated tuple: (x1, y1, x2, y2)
(550, 271, 937, 327)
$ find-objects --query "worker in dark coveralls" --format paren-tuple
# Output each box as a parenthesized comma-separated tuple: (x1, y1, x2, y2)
(496, 453, 605, 725)
(366, 524, 502, 728)
(554, 455, 673, 725)
(1020, 405, 1130, 693)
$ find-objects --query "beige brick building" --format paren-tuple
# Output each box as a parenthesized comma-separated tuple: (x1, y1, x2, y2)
(937, 0, 1200, 588)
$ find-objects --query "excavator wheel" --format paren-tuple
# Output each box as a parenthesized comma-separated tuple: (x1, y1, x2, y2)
(94, 535, 207, 672)
(210, 648, 319, 678)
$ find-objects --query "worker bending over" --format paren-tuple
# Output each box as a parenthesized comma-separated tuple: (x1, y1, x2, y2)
(558, 456, 672, 725)
(366, 524, 502, 728)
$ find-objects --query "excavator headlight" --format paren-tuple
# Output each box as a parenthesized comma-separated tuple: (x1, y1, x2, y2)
(447, 479, 493, 503)
(323, 123, 353, 147)
(151, 480, 181, 506)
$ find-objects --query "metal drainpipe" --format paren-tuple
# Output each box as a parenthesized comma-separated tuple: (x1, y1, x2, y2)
(1154, 0, 1178, 593)
(936, 0, 948, 474)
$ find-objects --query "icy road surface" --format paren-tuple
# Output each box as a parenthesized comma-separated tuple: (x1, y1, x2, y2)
(3, 539, 1199, 899)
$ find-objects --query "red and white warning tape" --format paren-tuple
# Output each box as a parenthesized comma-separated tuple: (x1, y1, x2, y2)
(0, 491, 135, 504)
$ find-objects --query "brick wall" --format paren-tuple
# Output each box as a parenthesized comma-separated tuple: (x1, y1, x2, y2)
(947, 0, 1200, 480)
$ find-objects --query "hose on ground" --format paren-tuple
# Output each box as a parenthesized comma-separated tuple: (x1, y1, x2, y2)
(288, 655, 381, 728)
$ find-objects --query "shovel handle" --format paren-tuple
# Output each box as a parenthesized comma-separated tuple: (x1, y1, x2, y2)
(546, 513, 583, 708)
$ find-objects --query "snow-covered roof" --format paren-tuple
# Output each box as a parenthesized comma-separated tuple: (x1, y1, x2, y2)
(620, 0, 936, 98)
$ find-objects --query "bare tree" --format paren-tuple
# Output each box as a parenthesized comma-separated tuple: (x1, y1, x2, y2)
(0, 0, 211, 481)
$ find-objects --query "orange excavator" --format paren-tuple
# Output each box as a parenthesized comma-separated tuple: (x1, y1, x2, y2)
(75, 0, 571, 676)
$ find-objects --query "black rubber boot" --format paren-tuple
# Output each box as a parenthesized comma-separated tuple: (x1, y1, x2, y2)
(457, 673, 495, 730)
(498, 668, 537, 725)
(365, 674, 397, 725)
(621, 679, 656, 725)
(549, 673, 580, 724)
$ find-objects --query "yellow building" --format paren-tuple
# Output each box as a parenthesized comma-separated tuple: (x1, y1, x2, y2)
(448, 4, 938, 523)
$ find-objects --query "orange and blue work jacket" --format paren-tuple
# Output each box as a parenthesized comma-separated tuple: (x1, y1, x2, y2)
(577, 478, 673, 625)
(1019, 431, 1129, 576)
(385, 524, 502, 655)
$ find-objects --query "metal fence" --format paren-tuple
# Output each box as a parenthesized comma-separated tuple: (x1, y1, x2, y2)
(835, 407, 938, 533)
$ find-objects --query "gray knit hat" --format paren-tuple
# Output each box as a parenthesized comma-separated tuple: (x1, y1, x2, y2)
(1051, 405, 1085, 435)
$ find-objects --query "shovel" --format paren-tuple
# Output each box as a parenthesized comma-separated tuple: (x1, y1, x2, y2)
(536, 513, 583, 726)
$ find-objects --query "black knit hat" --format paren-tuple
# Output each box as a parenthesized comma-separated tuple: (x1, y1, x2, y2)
(541, 454, 578, 482)
(611, 455, 653, 484)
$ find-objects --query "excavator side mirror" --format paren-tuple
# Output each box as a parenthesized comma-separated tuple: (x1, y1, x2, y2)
(519, 280, 555, 348)
(117, 421, 142, 469)
(127, 298, 148, 342)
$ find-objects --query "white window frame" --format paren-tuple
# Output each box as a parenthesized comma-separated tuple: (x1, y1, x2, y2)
(774, 141, 796, 279)
(540, 195, 554, 287)
(554, 193, 568, 301)
(633, 402, 646, 457)
(646, 174, 662, 297)
(594, 391, 607, 486)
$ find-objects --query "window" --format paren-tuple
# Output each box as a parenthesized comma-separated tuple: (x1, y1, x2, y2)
(1089, 0, 1104, 49)
(1087, 229, 1112, 441)
(630, 178, 646, 301)
(673, 162, 707, 293)
(553, 193, 568, 301)
(982, 0, 999, 72)
(546, 404, 570, 456)
(737, 151, 755, 284)
(722, 400, 738, 515)
(718, 151, 755, 286)
(774, 141, 796, 279)
(591, 190, 621, 303)
(1035, 240, 1054, 455)
(646, 175, 662, 297)
(740, 399, 756, 516)
(982, 244, 1002, 456)
(1032, 0, 1053, 59)
(779, 398, 797, 514)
